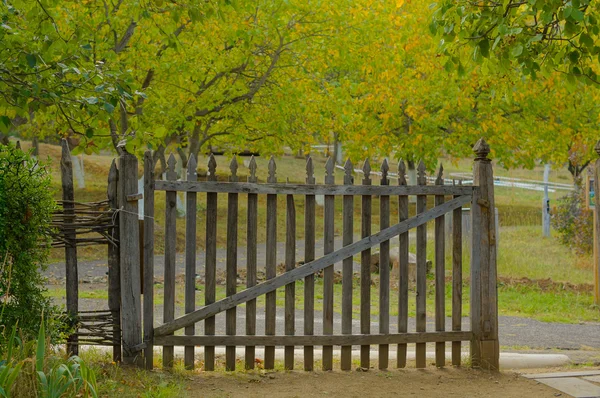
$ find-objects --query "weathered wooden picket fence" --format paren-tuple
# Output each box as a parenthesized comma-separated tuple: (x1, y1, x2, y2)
(116, 138, 499, 371)
(52, 139, 121, 360)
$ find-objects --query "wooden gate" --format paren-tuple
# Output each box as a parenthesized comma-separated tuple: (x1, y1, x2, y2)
(118, 138, 498, 371)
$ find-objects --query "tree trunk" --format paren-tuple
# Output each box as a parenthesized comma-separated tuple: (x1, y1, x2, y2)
(32, 136, 39, 156)
(333, 132, 341, 165)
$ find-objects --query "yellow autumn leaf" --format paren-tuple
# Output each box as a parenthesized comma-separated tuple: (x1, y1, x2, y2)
(396, 0, 404, 8)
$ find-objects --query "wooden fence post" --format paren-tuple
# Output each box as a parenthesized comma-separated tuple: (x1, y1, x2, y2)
(143, 151, 155, 369)
(471, 138, 499, 370)
(60, 139, 78, 356)
(107, 160, 121, 362)
(118, 148, 143, 366)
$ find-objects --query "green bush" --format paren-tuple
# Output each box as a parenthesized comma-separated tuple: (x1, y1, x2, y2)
(551, 178, 593, 255)
(0, 144, 62, 342)
(0, 319, 97, 398)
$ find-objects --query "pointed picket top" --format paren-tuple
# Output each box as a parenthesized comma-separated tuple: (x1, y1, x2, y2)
(167, 153, 176, 170)
(306, 156, 315, 184)
(267, 156, 277, 183)
(229, 155, 238, 182)
(435, 163, 444, 185)
(108, 158, 118, 184)
(207, 154, 217, 181)
(187, 154, 198, 182)
(344, 158, 353, 185)
(381, 158, 389, 186)
(417, 160, 426, 185)
(473, 137, 490, 161)
(325, 157, 335, 184)
(167, 153, 177, 180)
(398, 159, 407, 186)
(595, 140, 600, 157)
(248, 155, 258, 183)
(362, 158, 371, 180)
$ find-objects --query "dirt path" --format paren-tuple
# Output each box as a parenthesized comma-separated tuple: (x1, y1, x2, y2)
(187, 368, 559, 397)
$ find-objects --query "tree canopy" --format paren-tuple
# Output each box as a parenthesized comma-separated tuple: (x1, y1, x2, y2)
(431, 0, 600, 84)
(2, 0, 600, 177)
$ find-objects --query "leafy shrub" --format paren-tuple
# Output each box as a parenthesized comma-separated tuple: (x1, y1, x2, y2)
(551, 178, 593, 255)
(0, 144, 61, 342)
(0, 319, 97, 398)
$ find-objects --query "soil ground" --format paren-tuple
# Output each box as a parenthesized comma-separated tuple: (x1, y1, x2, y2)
(184, 368, 559, 397)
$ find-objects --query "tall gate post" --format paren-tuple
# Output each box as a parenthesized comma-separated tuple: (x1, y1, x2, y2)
(107, 160, 122, 362)
(470, 138, 499, 370)
(118, 147, 143, 365)
(60, 139, 78, 356)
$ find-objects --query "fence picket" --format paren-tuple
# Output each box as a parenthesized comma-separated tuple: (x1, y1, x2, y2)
(360, 159, 372, 369)
(285, 192, 296, 370)
(452, 180, 463, 366)
(226, 157, 239, 371)
(304, 157, 316, 371)
(416, 161, 427, 368)
(184, 155, 197, 370)
(379, 160, 390, 370)
(245, 157, 258, 370)
(341, 160, 354, 371)
(397, 160, 409, 368)
(435, 165, 446, 368)
(265, 157, 277, 369)
(163, 154, 177, 368)
(323, 158, 335, 371)
(142, 152, 154, 369)
(205, 155, 218, 371)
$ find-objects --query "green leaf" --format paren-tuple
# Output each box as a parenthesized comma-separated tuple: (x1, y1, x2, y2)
(511, 43, 523, 57)
(579, 33, 593, 49)
(530, 34, 543, 42)
(26, 53, 36, 68)
(478, 39, 490, 58)
(103, 103, 115, 113)
(0, 116, 10, 133)
(564, 6, 573, 18)
(85, 97, 98, 104)
(85, 128, 94, 138)
(571, 8, 584, 22)
(569, 50, 580, 63)
(444, 59, 453, 72)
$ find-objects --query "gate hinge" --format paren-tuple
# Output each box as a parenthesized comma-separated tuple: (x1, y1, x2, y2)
(126, 193, 143, 202)
(477, 198, 490, 208)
